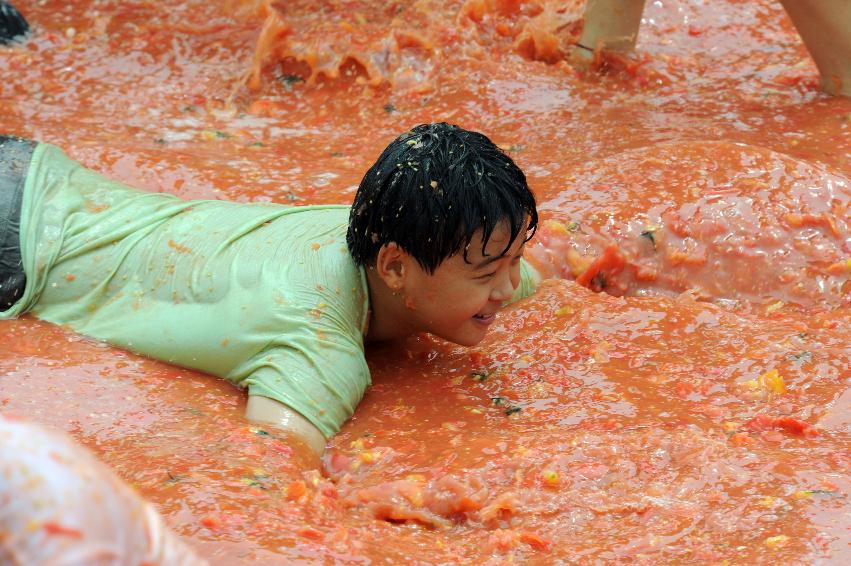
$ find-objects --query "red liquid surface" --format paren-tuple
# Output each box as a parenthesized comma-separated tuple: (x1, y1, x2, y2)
(1, 0, 849, 563)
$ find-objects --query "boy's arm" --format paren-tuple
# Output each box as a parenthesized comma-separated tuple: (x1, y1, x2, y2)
(245, 395, 326, 463)
(236, 329, 372, 466)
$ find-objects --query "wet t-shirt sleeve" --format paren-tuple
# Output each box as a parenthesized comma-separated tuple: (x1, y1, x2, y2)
(237, 301, 371, 438)
(510, 258, 541, 303)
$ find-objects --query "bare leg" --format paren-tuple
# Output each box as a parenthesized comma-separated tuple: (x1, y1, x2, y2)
(779, 0, 851, 96)
(573, 0, 647, 60)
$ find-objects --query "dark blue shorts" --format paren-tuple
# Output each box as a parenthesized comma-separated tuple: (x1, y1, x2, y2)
(0, 135, 35, 310)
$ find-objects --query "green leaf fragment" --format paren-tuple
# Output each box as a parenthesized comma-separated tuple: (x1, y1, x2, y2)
(788, 351, 812, 362)
(471, 370, 488, 382)
(505, 406, 522, 416)
(801, 489, 839, 498)
(278, 74, 304, 90)
(640, 229, 657, 250)
(241, 476, 269, 489)
(164, 471, 184, 486)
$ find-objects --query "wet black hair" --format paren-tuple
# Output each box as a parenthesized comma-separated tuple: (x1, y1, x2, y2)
(0, 2, 30, 45)
(347, 122, 538, 273)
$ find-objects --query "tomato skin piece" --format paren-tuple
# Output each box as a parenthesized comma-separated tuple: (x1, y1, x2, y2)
(674, 380, 695, 398)
(327, 453, 352, 473)
(520, 531, 552, 552)
(297, 526, 324, 541)
(575, 245, 626, 290)
(729, 432, 752, 446)
(468, 351, 485, 366)
(775, 416, 819, 438)
(43, 522, 84, 538)
(287, 480, 307, 500)
(743, 414, 819, 438)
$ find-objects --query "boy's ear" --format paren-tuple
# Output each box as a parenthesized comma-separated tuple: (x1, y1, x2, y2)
(374, 242, 409, 290)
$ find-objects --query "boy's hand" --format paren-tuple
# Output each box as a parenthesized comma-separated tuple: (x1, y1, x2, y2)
(245, 395, 326, 468)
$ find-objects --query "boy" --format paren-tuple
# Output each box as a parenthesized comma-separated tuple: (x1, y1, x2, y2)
(0, 123, 541, 461)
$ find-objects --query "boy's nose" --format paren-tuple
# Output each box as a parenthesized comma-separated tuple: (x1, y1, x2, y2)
(490, 268, 516, 302)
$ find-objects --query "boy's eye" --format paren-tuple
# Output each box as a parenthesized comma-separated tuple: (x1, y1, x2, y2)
(477, 271, 497, 280)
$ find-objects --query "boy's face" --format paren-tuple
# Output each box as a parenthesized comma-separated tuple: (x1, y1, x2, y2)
(401, 220, 527, 346)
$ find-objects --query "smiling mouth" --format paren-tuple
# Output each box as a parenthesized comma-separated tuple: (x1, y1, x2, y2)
(472, 313, 496, 326)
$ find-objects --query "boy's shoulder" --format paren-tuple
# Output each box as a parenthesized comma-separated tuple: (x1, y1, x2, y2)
(262, 204, 368, 320)
(257, 203, 351, 236)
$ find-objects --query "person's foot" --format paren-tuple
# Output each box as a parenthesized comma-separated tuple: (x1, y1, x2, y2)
(0, 1, 29, 45)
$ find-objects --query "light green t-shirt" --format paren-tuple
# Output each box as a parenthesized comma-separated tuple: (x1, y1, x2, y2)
(2, 143, 539, 437)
